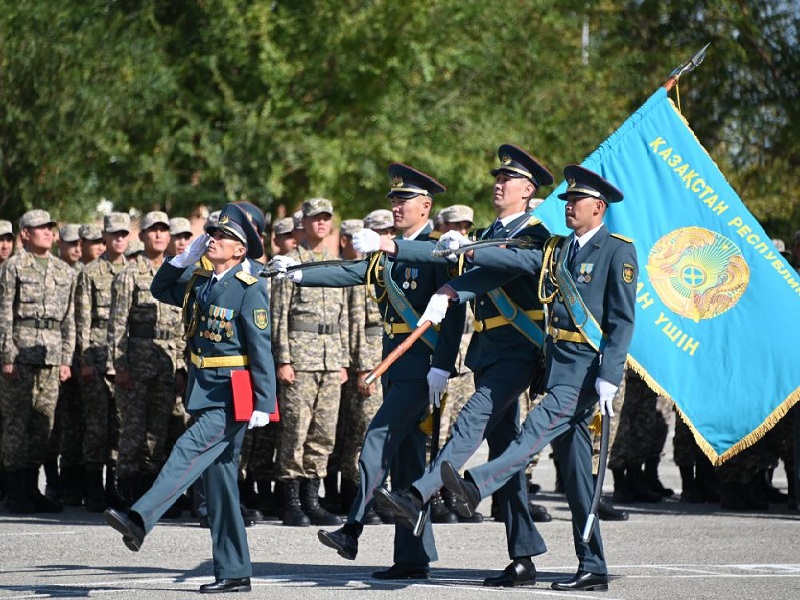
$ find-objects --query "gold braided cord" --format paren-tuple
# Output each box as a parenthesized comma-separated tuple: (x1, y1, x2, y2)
(365, 251, 387, 304)
(538, 236, 563, 305)
(627, 354, 800, 466)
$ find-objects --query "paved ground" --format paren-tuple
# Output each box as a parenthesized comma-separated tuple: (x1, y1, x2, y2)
(1, 442, 799, 599)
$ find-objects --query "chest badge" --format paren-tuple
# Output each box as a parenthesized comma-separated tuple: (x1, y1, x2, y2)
(577, 263, 594, 283)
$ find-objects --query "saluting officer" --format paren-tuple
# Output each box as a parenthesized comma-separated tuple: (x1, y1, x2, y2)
(104, 203, 275, 594)
(374, 145, 554, 586)
(437, 165, 637, 592)
(273, 164, 465, 580)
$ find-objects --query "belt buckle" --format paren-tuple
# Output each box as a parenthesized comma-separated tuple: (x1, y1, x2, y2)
(474, 320, 484, 333)
(384, 322, 392, 335)
(197, 355, 205, 368)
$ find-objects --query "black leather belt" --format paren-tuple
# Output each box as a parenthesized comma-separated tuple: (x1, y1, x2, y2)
(289, 321, 340, 334)
(18, 318, 58, 330)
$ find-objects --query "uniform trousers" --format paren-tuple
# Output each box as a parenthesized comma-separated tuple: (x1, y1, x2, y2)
(347, 377, 436, 565)
(413, 357, 546, 559)
(466, 383, 606, 575)
(131, 407, 251, 580)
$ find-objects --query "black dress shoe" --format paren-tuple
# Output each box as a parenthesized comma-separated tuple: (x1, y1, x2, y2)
(372, 487, 422, 530)
(528, 502, 552, 522)
(483, 558, 536, 587)
(551, 570, 608, 591)
(362, 509, 383, 526)
(371, 563, 429, 580)
(104, 508, 145, 552)
(457, 511, 484, 523)
(598, 499, 628, 521)
(440, 462, 480, 518)
(198, 577, 251, 593)
(317, 523, 360, 560)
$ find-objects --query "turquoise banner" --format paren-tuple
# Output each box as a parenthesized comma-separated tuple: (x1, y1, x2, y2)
(536, 88, 800, 463)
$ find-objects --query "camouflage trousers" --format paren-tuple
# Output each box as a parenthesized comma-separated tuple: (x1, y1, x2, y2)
(335, 376, 384, 483)
(672, 412, 700, 468)
(0, 364, 60, 470)
(608, 369, 672, 468)
(245, 420, 281, 482)
(439, 371, 475, 443)
(51, 374, 84, 468)
(115, 370, 178, 479)
(81, 373, 120, 468)
(277, 370, 341, 480)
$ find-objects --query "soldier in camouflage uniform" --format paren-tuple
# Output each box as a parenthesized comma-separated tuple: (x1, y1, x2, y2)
(609, 368, 672, 504)
(271, 197, 349, 527)
(80, 224, 106, 266)
(107, 211, 186, 505)
(75, 212, 130, 511)
(167, 217, 193, 257)
(49, 224, 86, 505)
(273, 217, 297, 255)
(0, 220, 12, 500)
(0, 209, 75, 514)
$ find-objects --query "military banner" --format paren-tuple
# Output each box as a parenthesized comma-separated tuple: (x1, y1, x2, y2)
(535, 87, 800, 464)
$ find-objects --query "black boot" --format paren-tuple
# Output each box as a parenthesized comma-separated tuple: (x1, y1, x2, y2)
(339, 478, 358, 515)
(322, 471, 341, 514)
(595, 475, 627, 520)
(720, 482, 751, 510)
(625, 463, 662, 503)
(281, 479, 311, 527)
(238, 475, 260, 510)
(60, 465, 84, 507)
(43, 459, 63, 502)
(612, 467, 635, 503)
(84, 466, 107, 512)
(695, 456, 720, 502)
(645, 457, 674, 498)
(300, 478, 342, 526)
(443, 486, 483, 523)
(759, 468, 788, 503)
(679, 466, 703, 503)
(430, 490, 458, 524)
(105, 465, 128, 510)
(28, 467, 63, 513)
(255, 479, 278, 518)
(3, 469, 34, 514)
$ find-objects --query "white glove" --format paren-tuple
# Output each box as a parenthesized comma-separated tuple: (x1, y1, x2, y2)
(440, 230, 470, 251)
(427, 367, 449, 409)
(270, 255, 300, 272)
(248, 410, 270, 429)
(170, 234, 210, 268)
(352, 229, 381, 254)
(417, 293, 450, 326)
(595, 377, 618, 418)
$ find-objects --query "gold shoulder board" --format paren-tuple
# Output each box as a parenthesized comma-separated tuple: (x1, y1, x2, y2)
(611, 233, 634, 243)
(429, 231, 442, 240)
(526, 216, 542, 227)
(235, 271, 258, 285)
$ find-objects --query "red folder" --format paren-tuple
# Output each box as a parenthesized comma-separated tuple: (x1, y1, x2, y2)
(231, 369, 280, 423)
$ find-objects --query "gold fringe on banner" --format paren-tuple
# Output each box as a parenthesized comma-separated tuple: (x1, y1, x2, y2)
(626, 355, 800, 466)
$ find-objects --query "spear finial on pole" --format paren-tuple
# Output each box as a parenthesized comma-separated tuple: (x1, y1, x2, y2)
(664, 43, 711, 91)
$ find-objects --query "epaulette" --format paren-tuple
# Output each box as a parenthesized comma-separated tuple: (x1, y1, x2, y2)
(611, 233, 634, 243)
(200, 256, 214, 270)
(428, 231, 442, 240)
(526, 216, 542, 227)
(235, 271, 258, 285)
(195, 269, 212, 279)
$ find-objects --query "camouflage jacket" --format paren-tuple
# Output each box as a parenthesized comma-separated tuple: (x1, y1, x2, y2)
(75, 253, 127, 371)
(271, 243, 350, 371)
(0, 248, 76, 366)
(107, 255, 185, 376)
(346, 283, 383, 372)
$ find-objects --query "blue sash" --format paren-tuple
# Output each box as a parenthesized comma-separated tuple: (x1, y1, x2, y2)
(553, 238, 606, 352)
(381, 255, 439, 350)
(486, 288, 544, 348)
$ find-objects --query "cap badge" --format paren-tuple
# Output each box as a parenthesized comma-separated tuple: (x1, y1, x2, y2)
(567, 177, 577, 189)
(392, 176, 404, 188)
(219, 214, 230, 225)
(501, 154, 511, 165)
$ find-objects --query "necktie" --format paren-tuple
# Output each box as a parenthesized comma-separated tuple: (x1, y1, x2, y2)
(201, 276, 217, 304)
(568, 239, 580, 264)
(487, 220, 502, 239)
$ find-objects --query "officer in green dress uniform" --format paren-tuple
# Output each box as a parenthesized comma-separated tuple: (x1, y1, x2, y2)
(272, 163, 465, 580)
(434, 165, 637, 592)
(104, 203, 276, 594)
(372, 144, 555, 587)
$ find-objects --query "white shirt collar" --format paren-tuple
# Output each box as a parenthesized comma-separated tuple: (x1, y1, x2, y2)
(403, 223, 428, 240)
(497, 211, 526, 228)
(572, 224, 604, 249)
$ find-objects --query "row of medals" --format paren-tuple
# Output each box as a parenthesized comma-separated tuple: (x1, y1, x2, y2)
(401, 267, 419, 290)
(202, 305, 235, 342)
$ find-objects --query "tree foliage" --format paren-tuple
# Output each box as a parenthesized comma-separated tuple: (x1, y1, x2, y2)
(1, 0, 797, 238)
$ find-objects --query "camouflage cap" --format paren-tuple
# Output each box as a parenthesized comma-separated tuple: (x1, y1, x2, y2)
(302, 197, 334, 218)
(79, 224, 104, 241)
(206, 210, 221, 227)
(273, 217, 294, 236)
(527, 198, 544, 211)
(292, 210, 304, 229)
(433, 209, 445, 228)
(140, 211, 170, 231)
(124, 238, 144, 257)
(104, 212, 131, 233)
(169, 217, 192, 236)
(340, 219, 364, 237)
(363, 209, 394, 231)
(440, 204, 474, 224)
(19, 209, 56, 229)
(0, 220, 12, 237)
(59, 223, 81, 243)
